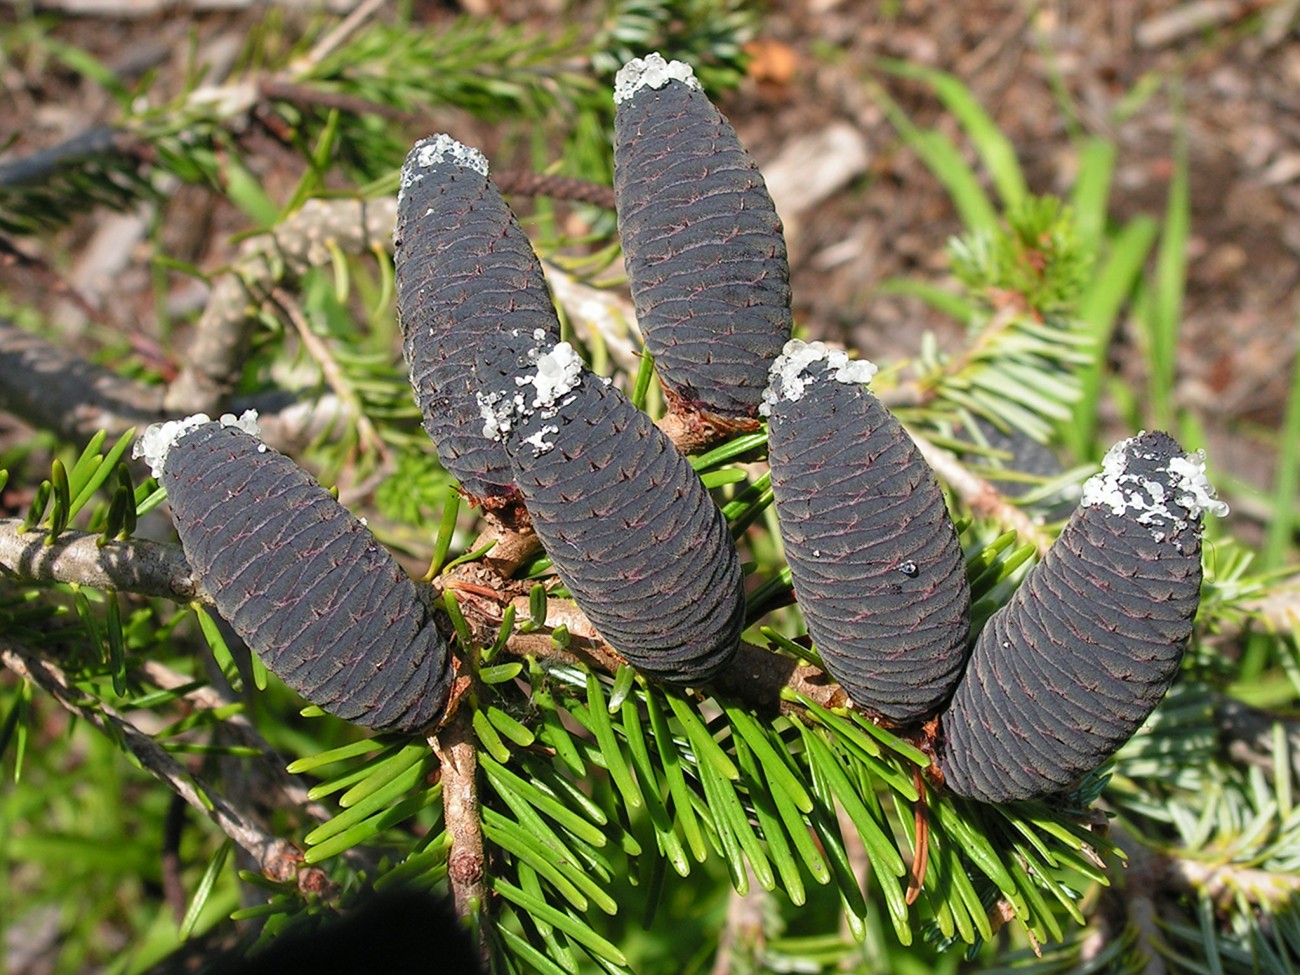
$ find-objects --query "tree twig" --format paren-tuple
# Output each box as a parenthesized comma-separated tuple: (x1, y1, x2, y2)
(0, 514, 852, 724)
(494, 171, 616, 211)
(429, 709, 488, 965)
(1167, 855, 1300, 909)
(0, 126, 145, 188)
(297, 0, 388, 69)
(269, 286, 387, 461)
(0, 636, 327, 890)
(257, 79, 427, 125)
(0, 318, 164, 442)
(1217, 696, 1300, 783)
(710, 870, 767, 975)
(0, 519, 205, 604)
(164, 196, 398, 415)
(908, 427, 1055, 555)
(137, 658, 338, 827)
(162, 794, 188, 923)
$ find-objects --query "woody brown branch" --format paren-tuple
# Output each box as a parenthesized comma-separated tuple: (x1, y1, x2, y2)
(138, 658, 339, 828)
(0, 515, 849, 718)
(0, 636, 328, 891)
(164, 196, 399, 414)
(0, 318, 164, 443)
(0, 519, 205, 603)
(429, 707, 489, 965)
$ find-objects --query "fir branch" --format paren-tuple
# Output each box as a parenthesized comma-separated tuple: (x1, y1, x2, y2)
(0, 304, 366, 449)
(501, 592, 846, 713)
(466, 517, 542, 579)
(0, 317, 363, 455)
(270, 286, 387, 461)
(0, 635, 326, 890)
(0, 127, 133, 188)
(429, 709, 489, 965)
(255, 78, 427, 125)
(299, 15, 595, 124)
(908, 427, 1055, 555)
(166, 191, 622, 421)
(0, 318, 164, 441)
(1169, 857, 1300, 910)
(164, 196, 396, 415)
(0, 519, 204, 603)
(137, 658, 337, 828)
(298, 0, 389, 68)
(1218, 698, 1300, 783)
(495, 171, 617, 211)
(0, 515, 850, 718)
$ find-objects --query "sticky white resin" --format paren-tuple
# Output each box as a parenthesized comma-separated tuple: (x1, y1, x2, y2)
(522, 424, 561, 457)
(759, 339, 878, 417)
(478, 389, 526, 441)
(479, 332, 585, 445)
(524, 341, 584, 411)
(1080, 433, 1229, 541)
(613, 52, 702, 105)
(133, 410, 261, 480)
(397, 134, 489, 207)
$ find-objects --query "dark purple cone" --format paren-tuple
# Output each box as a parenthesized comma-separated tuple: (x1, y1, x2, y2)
(939, 431, 1223, 803)
(613, 54, 792, 420)
(474, 330, 744, 684)
(162, 423, 453, 734)
(394, 134, 561, 505)
(763, 343, 970, 724)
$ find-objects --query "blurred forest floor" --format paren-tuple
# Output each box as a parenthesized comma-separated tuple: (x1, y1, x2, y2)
(2, 0, 1298, 534)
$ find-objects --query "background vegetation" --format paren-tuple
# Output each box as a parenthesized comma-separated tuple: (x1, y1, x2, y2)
(1, 2, 1299, 973)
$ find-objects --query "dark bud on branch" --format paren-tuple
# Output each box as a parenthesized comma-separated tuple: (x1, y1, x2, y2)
(475, 329, 745, 684)
(613, 53, 792, 421)
(394, 134, 561, 506)
(764, 341, 971, 724)
(136, 414, 453, 734)
(938, 431, 1228, 802)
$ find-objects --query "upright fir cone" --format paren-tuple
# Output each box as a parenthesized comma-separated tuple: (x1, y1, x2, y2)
(613, 53, 792, 430)
(394, 134, 561, 508)
(938, 431, 1228, 803)
(135, 414, 453, 734)
(474, 328, 744, 684)
(763, 340, 971, 724)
